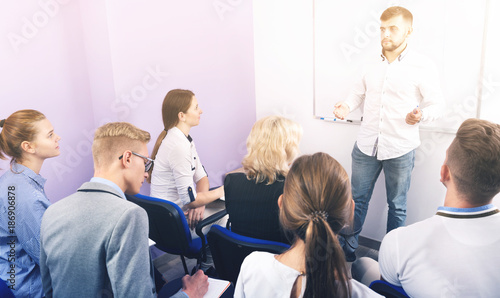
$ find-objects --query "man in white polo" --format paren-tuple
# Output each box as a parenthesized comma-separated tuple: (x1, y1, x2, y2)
(353, 118, 500, 297)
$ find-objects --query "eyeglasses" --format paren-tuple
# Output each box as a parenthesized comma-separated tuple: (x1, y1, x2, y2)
(119, 152, 154, 172)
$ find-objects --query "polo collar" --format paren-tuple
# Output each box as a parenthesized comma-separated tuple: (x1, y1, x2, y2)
(436, 204, 499, 219)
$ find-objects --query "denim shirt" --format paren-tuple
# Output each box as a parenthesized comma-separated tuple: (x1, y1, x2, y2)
(0, 163, 50, 297)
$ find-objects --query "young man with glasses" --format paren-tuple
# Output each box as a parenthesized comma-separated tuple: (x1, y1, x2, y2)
(39, 122, 208, 298)
(119, 151, 154, 172)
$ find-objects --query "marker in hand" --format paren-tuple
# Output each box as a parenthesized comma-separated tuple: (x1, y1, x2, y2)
(406, 105, 421, 125)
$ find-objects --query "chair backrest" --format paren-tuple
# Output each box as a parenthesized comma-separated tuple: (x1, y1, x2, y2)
(0, 278, 15, 298)
(126, 193, 200, 257)
(207, 225, 290, 284)
(369, 280, 409, 298)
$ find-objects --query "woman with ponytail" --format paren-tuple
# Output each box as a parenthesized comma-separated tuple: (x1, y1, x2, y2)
(235, 153, 382, 297)
(149, 89, 225, 269)
(0, 109, 61, 298)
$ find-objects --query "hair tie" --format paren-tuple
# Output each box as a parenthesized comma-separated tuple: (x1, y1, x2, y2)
(307, 210, 328, 222)
(164, 128, 168, 132)
(0, 119, 5, 128)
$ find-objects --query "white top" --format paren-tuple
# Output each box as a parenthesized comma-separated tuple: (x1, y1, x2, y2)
(345, 48, 443, 160)
(150, 127, 206, 209)
(235, 251, 382, 298)
(379, 204, 500, 297)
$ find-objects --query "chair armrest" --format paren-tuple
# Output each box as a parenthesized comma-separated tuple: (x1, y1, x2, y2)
(369, 280, 409, 298)
(195, 209, 227, 239)
(195, 209, 227, 262)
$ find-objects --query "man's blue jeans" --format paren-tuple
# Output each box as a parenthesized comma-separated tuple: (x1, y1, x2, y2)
(351, 142, 415, 239)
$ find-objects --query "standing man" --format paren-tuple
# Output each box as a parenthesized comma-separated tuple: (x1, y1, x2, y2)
(334, 6, 443, 260)
(40, 122, 208, 297)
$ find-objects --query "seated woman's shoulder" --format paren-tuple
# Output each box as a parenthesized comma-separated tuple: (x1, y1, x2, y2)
(243, 251, 276, 266)
(227, 167, 245, 175)
(224, 170, 246, 183)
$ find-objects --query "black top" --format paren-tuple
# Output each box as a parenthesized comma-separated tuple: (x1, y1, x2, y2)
(224, 172, 289, 244)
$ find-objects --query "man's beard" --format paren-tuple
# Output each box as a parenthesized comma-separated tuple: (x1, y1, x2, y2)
(381, 39, 404, 52)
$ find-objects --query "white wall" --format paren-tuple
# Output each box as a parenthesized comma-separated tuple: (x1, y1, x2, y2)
(253, 1, 500, 241)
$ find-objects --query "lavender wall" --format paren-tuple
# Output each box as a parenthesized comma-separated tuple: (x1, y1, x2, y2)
(1, 0, 256, 201)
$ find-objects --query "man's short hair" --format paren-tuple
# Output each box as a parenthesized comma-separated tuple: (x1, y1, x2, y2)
(446, 118, 500, 205)
(380, 6, 413, 25)
(92, 122, 151, 168)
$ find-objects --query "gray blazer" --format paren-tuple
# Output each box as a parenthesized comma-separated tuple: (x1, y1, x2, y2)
(40, 182, 157, 297)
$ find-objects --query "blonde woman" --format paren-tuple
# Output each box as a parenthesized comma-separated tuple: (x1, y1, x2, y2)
(224, 115, 302, 243)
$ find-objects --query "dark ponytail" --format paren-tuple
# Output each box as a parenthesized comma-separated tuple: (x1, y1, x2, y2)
(303, 216, 350, 297)
(280, 153, 354, 298)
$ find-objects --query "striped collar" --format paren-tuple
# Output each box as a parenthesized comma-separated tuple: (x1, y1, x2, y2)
(436, 204, 499, 219)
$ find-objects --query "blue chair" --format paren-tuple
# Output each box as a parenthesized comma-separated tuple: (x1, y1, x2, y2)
(0, 278, 15, 298)
(369, 280, 409, 298)
(207, 225, 290, 284)
(126, 193, 226, 274)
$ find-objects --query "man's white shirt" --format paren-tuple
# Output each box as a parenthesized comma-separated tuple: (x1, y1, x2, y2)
(345, 47, 443, 160)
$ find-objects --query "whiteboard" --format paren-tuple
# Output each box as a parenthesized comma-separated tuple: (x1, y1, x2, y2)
(313, 0, 495, 132)
(479, 0, 500, 124)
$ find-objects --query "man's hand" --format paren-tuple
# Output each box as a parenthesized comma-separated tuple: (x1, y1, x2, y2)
(187, 206, 205, 229)
(181, 270, 209, 298)
(406, 107, 422, 125)
(334, 102, 350, 120)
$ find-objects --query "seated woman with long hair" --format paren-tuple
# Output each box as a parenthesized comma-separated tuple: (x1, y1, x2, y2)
(150, 89, 224, 228)
(224, 115, 302, 244)
(235, 153, 382, 297)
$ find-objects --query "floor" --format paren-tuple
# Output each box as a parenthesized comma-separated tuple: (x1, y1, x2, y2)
(152, 235, 380, 283)
(152, 246, 197, 283)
